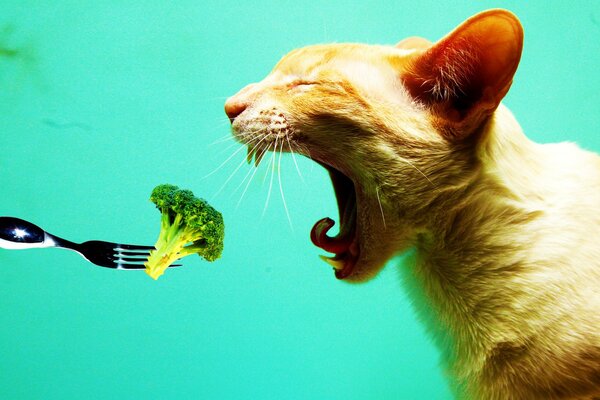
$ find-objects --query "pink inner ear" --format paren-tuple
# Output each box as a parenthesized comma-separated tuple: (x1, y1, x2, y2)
(403, 9, 524, 124)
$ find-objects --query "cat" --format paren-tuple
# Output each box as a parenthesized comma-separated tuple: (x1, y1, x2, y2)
(224, 9, 600, 399)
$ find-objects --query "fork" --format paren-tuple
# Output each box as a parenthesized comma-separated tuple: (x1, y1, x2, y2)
(0, 216, 178, 270)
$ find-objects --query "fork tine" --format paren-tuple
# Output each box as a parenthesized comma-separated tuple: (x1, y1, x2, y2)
(115, 244, 155, 251)
(114, 250, 152, 257)
(115, 252, 150, 259)
(113, 262, 182, 270)
(112, 243, 182, 270)
(114, 263, 146, 270)
(121, 252, 150, 257)
(118, 256, 151, 263)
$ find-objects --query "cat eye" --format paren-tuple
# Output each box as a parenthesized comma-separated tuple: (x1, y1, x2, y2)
(295, 81, 317, 86)
(289, 80, 318, 90)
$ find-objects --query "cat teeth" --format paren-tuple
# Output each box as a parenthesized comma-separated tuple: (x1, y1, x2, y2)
(246, 146, 264, 166)
(245, 144, 268, 167)
(255, 148, 266, 167)
(319, 255, 344, 271)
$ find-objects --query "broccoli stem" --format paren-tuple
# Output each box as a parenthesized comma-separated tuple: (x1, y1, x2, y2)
(155, 210, 171, 248)
(178, 242, 206, 257)
(146, 184, 224, 279)
(145, 215, 193, 280)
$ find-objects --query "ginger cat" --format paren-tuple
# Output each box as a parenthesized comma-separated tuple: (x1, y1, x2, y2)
(225, 9, 600, 399)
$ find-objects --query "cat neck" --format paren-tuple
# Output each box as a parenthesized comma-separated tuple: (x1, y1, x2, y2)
(402, 105, 548, 374)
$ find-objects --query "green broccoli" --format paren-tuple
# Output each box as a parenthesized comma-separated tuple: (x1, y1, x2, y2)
(145, 184, 224, 280)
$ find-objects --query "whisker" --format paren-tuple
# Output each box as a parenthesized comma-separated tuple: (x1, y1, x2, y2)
(211, 147, 257, 200)
(214, 139, 244, 158)
(229, 134, 263, 158)
(375, 186, 387, 230)
(278, 139, 293, 230)
(209, 132, 237, 147)
(254, 145, 268, 167)
(261, 142, 276, 186)
(231, 136, 269, 196)
(203, 133, 264, 180)
(201, 144, 249, 180)
(206, 117, 234, 134)
(246, 133, 266, 148)
(262, 138, 278, 216)
(232, 160, 258, 198)
(300, 143, 313, 160)
(217, 117, 234, 126)
(287, 135, 305, 183)
(398, 156, 440, 193)
(293, 142, 316, 173)
(236, 155, 262, 209)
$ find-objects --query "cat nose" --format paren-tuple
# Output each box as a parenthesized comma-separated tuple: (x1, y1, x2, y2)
(224, 98, 247, 123)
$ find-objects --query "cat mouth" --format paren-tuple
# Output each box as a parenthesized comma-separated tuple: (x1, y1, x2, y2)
(236, 128, 360, 279)
(310, 163, 359, 279)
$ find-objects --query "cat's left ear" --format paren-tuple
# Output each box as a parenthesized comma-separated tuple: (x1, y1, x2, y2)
(396, 37, 432, 51)
(402, 9, 523, 139)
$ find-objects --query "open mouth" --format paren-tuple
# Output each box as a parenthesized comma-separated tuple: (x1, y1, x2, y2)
(310, 163, 359, 279)
(237, 127, 360, 280)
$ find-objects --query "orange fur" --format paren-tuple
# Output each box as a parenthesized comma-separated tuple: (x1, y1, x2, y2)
(225, 9, 600, 399)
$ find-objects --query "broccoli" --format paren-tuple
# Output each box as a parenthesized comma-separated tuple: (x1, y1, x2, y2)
(145, 184, 224, 280)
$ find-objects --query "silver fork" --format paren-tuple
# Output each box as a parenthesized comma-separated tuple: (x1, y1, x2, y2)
(0, 216, 177, 270)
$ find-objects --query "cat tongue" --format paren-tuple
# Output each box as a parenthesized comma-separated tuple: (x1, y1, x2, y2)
(311, 217, 358, 279)
(310, 217, 352, 254)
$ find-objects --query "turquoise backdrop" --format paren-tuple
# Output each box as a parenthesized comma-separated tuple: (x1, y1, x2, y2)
(1, 1, 599, 399)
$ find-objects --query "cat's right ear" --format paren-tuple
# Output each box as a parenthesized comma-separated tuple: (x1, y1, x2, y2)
(402, 9, 524, 139)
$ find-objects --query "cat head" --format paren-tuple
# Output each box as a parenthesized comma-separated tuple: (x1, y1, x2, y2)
(225, 9, 523, 282)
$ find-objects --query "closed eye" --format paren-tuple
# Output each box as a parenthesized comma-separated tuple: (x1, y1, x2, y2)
(288, 81, 318, 95)
(290, 80, 318, 89)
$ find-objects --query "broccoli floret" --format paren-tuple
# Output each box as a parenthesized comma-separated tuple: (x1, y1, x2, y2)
(145, 184, 224, 280)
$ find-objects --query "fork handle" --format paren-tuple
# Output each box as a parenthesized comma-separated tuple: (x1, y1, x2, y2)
(0, 230, 64, 250)
(42, 232, 80, 252)
(0, 217, 77, 251)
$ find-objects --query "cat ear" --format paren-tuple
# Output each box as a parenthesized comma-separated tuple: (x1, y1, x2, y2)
(396, 37, 432, 51)
(402, 9, 523, 139)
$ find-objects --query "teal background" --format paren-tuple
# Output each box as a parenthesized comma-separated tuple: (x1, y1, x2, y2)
(1, 1, 599, 399)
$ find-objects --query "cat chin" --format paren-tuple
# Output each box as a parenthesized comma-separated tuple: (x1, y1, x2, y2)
(339, 222, 404, 283)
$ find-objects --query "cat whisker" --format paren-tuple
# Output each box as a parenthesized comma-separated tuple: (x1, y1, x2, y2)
(211, 143, 262, 201)
(236, 155, 263, 209)
(224, 137, 261, 162)
(201, 143, 250, 180)
(293, 142, 316, 173)
(245, 135, 264, 164)
(217, 116, 234, 126)
(232, 137, 270, 198)
(209, 117, 236, 133)
(232, 162, 256, 198)
(244, 132, 270, 165)
(255, 144, 269, 167)
(398, 156, 440, 193)
(209, 131, 237, 147)
(261, 141, 275, 186)
(287, 135, 305, 183)
(214, 139, 245, 158)
(375, 186, 387, 230)
(262, 138, 279, 216)
(278, 139, 293, 230)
